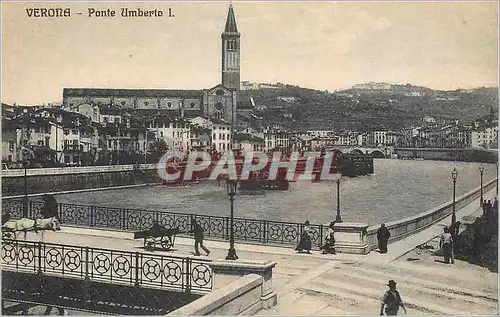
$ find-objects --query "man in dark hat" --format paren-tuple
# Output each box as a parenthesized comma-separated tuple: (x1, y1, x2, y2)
(377, 223, 391, 253)
(380, 280, 407, 315)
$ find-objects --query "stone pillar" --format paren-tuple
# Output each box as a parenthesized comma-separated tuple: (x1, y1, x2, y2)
(328, 222, 370, 254)
(209, 259, 277, 309)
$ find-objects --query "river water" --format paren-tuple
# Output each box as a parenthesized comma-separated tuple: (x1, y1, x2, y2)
(52, 159, 497, 226)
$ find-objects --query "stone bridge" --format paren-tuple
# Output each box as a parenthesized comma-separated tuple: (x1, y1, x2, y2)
(325, 146, 394, 158)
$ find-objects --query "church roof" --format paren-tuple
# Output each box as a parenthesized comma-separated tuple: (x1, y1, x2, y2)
(237, 97, 254, 109)
(224, 4, 238, 34)
(63, 88, 203, 98)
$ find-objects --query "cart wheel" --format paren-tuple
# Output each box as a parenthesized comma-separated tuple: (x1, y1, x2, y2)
(161, 236, 171, 250)
(145, 236, 155, 250)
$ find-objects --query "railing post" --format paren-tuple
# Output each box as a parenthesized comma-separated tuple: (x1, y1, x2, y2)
(225, 217, 230, 240)
(37, 241, 43, 275)
(58, 203, 64, 224)
(319, 225, 323, 249)
(122, 209, 127, 230)
(261, 220, 267, 243)
(134, 252, 140, 287)
(184, 258, 192, 294)
(29, 201, 34, 218)
(89, 206, 95, 227)
(84, 247, 90, 279)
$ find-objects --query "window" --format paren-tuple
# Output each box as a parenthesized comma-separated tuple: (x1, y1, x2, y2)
(104, 117, 109, 123)
(190, 102, 195, 108)
(121, 101, 126, 106)
(72, 129, 79, 135)
(37, 140, 44, 146)
(64, 129, 70, 135)
(167, 102, 172, 108)
(216, 90, 225, 96)
(145, 101, 149, 106)
(9, 141, 14, 151)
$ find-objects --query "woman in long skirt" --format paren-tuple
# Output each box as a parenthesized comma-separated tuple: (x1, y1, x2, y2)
(295, 220, 312, 253)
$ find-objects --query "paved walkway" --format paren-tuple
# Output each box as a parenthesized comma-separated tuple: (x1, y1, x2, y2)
(5, 188, 498, 315)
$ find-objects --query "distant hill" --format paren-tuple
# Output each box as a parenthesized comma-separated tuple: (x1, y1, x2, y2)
(240, 84, 498, 131)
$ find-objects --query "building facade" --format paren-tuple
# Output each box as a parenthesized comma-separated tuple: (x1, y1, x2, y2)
(63, 5, 241, 128)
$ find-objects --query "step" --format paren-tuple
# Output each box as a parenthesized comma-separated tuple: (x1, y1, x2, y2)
(355, 265, 498, 303)
(306, 275, 490, 315)
(319, 268, 496, 314)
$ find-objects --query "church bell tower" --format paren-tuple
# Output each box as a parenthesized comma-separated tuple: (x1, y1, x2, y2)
(221, 4, 240, 91)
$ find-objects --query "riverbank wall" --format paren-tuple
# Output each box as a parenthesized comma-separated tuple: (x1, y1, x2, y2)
(365, 178, 498, 251)
(394, 147, 498, 163)
(1, 164, 158, 196)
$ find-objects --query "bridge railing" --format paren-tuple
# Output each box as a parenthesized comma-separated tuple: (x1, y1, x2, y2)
(1, 239, 212, 294)
(2, 200, 325, 250)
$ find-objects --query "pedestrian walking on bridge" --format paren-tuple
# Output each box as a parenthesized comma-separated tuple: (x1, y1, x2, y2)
(190, 219, 210, 256)
(439, 226, 454, 264)
(295, 220, 312, 253)
(377, 223, 391, 253)
(380, 280, 407, 316)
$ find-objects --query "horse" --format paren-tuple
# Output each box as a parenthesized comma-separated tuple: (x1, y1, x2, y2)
(2, 217, 60, 241)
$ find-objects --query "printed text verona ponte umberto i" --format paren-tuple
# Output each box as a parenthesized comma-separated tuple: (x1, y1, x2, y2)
(25, 7, 173, 18)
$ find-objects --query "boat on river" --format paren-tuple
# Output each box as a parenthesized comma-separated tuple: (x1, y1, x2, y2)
(157, 149, 373, 189)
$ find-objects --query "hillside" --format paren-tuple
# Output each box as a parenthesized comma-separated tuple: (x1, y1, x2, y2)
(240, 85, 498, 131)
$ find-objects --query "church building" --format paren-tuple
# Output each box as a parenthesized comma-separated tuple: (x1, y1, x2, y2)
(62, 4, 247, 128)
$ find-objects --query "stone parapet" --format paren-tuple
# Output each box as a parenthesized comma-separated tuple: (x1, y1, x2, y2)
(209, 259, 277, 310)
(168, 274, 263, 316)
(325, 222, 370, 254)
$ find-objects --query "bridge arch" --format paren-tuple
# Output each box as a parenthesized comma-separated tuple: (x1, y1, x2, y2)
(370, 150, 386, 158)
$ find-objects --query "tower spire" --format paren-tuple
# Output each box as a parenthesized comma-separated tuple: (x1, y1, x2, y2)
(221, 4, 241, 91)
(224, 3, 238, 34)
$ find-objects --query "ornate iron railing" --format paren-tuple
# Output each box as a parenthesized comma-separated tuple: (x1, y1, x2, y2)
(1, 239, 212, 294)
(2, 199, 325, 249)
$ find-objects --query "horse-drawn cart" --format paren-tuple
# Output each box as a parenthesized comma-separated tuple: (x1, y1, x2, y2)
(134, 223, 182, 251)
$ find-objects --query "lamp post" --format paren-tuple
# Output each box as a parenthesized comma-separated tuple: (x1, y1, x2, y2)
(451, 168, 458, 227)
(479, 164, 484, 207)
(225, 179, 238, 260)
(23, 160, 29, 218)
(335, 176, 343, 223)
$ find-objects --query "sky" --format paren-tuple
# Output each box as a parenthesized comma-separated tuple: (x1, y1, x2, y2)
(1, 1, 498, 105)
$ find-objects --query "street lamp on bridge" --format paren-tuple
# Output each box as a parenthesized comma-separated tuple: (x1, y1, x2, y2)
(335, 175, 343, 223)
(479, 164, 484, 207)
(451, 168, 458, 228)
(225, 179, 239, 260)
